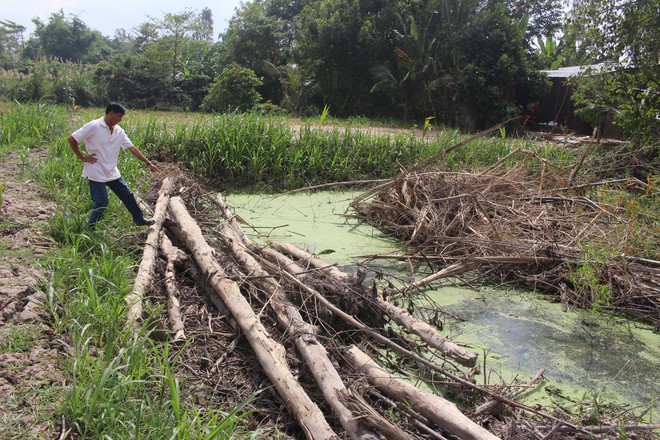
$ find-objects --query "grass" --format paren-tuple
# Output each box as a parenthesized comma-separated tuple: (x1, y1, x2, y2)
(0, 103, 66, 156)
(0, 324, 41, 353)
(0, 103, 254, 438)
(121, 109, 575, 191)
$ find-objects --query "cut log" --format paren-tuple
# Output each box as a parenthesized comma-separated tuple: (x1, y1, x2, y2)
(261, 240, 478, 368)
(253, 246, 579, 432)
(165, 259, 185, 340)
(254, 244, 307, 276)
(168, 196, 339, 440)
(376, 295, 478, 367)
(271, 240, 352, 282)
(126, 177, 176, 332)
(212, 197, 579, 432)
(344, 345, 501, 440)
(218, 217, 379, 440)
(161, 232, 187, 340)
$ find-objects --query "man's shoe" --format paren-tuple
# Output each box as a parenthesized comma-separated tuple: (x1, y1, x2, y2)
(138, 218, 155, 226)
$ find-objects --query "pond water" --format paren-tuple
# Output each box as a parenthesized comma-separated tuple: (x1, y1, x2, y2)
(225, 191, 660, 421)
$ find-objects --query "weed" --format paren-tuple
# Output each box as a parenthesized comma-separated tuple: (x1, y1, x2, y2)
(0, 324, 40, 353)
(567, 242, 617, 314)
(422, 116, 434, 139)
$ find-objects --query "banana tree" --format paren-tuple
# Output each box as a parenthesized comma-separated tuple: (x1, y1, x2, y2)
(536, 35, 563, 69)
(370, 12, 442, 120)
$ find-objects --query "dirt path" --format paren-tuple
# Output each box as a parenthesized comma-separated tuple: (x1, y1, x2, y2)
(0, 151, 62, 439)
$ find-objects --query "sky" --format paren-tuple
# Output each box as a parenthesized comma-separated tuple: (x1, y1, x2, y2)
(2, 0, 243, 39)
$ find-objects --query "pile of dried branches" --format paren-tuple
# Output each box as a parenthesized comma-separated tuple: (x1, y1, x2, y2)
(129, 167, 660, 439)
(121, 173, 660, 440)
(350, 149, 660, 328)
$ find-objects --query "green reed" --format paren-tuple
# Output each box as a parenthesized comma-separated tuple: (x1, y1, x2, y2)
(0, 103, 67, 154)
(124, 111, 574, 191)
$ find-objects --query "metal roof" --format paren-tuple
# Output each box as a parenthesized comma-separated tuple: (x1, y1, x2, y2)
(542, 63, 609, 78)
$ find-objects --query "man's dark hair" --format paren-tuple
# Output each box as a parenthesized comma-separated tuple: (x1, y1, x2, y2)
(106, 102, 126, 114)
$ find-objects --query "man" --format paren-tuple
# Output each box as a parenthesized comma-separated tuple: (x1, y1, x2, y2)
(68, 102, 160, 229)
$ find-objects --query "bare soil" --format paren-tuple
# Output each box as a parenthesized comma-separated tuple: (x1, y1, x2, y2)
(0, 151, 63, 439)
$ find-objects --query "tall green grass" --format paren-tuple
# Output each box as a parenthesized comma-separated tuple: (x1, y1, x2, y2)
(0, 103, 67, 155)
(0, 103, 253, 438)
(123, 111, 575, 190)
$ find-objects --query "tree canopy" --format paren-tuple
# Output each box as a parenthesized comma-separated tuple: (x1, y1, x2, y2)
(564, 0, 659, 154)
(0, 0, 656, 147)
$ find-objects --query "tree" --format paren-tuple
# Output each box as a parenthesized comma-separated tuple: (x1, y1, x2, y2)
(158, 11, 198, 103)
(266, 62, 316, 115)
(94, 53, 169, 108)
(217, 0, 292, 104)
(0, 20, 26, 69)
(534, 35, 563, 69)
(133, 22, 159, 53)
(564, 0, 659, 156)
(140, 10, 213, 109)
(193, 8, 215, 41)
(456, 5, 549, 129)
(27, 11, 112, 63)
(370, 13, 444, 119)
(201, 63, 263, 113)
(294, 0, 388, 116)
(489, 0, 563, 42)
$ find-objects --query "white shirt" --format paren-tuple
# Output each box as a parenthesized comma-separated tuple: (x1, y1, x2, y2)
(71, 117, 134, 182)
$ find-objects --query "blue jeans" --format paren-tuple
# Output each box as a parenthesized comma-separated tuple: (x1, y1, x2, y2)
(88, 178, 146, 228)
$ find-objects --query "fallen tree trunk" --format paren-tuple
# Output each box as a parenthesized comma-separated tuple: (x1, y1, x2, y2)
(344, 345, 501, 440)
(161, 232, 187, 340)
(271, 240, 352, 282)
(217, 195, 382, 438)
(254, 247, 580, 432)
(219, 223, 379, 440)
(263, 240, 479, 368)
(126, 177, 176, 332)
(375, 295, 478, 367)
(168, 196, 339, 440)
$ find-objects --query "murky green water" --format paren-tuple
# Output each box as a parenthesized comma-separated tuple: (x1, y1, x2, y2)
(226, 191, 659, 421)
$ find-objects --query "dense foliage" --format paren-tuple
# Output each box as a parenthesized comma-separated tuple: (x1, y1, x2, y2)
(0, 0, 657, 149)
(201, 63, 263, 113)
(564, 0, 659, 158)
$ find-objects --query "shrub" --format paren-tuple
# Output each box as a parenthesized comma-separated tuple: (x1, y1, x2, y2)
(201, 63, 262, 113)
